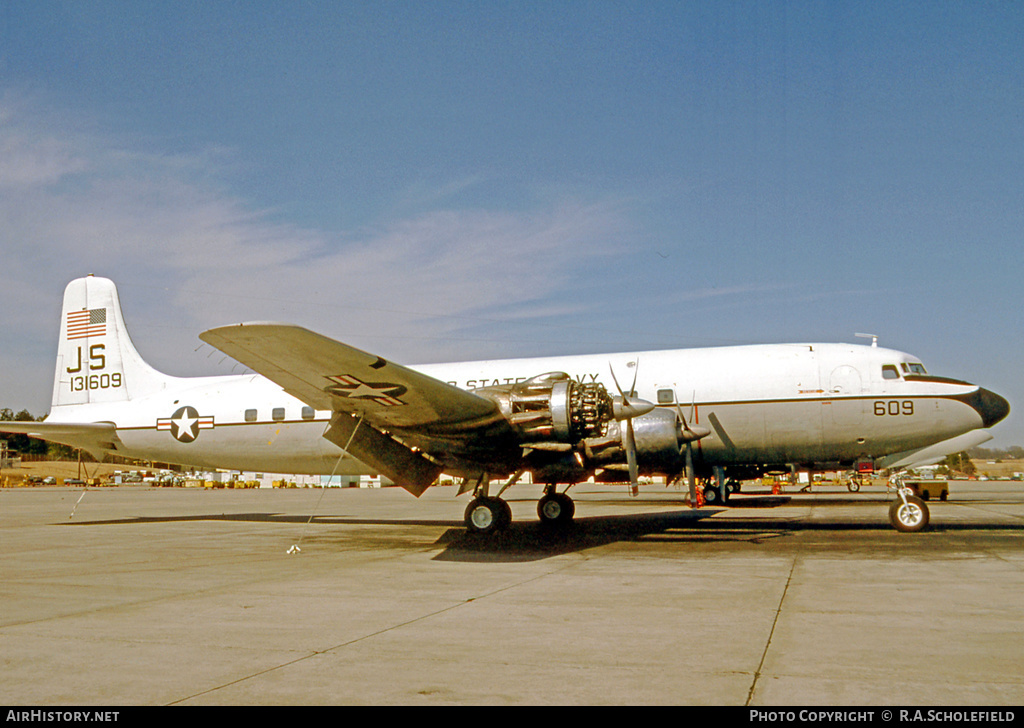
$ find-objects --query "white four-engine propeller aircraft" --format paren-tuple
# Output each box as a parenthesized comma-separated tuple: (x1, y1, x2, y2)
(2, 275, 1010, 534)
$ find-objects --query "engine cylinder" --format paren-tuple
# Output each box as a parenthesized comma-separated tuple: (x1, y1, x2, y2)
(476, 373, 614, 443)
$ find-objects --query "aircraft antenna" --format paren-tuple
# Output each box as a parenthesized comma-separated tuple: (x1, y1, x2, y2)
(855, 333, 879, 347)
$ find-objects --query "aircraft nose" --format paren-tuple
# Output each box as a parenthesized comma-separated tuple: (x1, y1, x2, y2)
(973, 388, 1011, 428)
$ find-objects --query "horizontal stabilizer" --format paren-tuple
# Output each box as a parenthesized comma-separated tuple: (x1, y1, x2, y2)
(0, 421, 122, 461)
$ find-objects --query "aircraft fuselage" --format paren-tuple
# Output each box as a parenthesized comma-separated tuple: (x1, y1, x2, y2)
(49, 341, 1006, 479)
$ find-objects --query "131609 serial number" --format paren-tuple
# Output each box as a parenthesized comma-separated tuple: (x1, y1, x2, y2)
(69, 373, 123, 391)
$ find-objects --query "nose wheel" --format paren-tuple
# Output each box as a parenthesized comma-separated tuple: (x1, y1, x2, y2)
(889, 494, 930, 532)
(887, 473, 930, 533)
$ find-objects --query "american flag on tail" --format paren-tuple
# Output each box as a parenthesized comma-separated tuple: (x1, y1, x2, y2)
(67, 309, 107, 340)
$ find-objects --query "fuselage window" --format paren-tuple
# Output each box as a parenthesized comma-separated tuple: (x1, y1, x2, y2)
(657, 389, 676, 404)
(882, 365, 901, 380)
(272, 407, 286, 421)
(301, 406, 315, 420)
(244, 409, 257, 422)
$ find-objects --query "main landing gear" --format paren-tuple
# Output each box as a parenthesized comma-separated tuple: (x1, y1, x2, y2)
(537, 488, 575, 527)
(463, 480, 576, 535)
(464, 496, 512, 536)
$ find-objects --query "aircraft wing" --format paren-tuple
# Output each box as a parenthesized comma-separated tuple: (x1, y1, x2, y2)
(0, 421, 122, 462)
(200, 323, 502, 429)
(876, 429, 994, 471)
(200, 323, 516, 494)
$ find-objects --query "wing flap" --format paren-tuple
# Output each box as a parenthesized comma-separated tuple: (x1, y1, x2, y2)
(324, 413, 442, 496)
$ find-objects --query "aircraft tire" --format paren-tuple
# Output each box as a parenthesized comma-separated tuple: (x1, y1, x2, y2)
(537, 492, 575, 527)
(465, 496, 511, 535)
(703, 484, 721, 505)
(889, 496, 930, 533)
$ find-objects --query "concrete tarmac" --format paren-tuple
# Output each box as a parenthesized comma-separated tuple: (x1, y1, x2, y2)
(2, 481, 1023, 706)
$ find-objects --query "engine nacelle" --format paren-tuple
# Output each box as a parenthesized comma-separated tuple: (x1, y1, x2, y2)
(475, 372, 614, 443)
(586, 408, 683, 473)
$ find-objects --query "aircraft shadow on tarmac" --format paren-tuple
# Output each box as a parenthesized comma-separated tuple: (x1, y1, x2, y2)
(61, 493, 1023, 563)
(64, 506, 730, 561)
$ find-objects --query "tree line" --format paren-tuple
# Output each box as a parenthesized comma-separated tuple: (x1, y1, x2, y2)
(0, 408, 77, 459)
(967, 445, 1024, 461)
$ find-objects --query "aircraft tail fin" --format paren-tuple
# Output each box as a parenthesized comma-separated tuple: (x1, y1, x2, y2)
(52, 276, 176, 409)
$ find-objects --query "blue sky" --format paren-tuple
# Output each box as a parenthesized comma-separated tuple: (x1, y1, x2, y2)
(1, 1, 1021, 447)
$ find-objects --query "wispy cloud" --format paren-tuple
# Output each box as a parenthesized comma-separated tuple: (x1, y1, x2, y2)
(0, 92, 631, 408)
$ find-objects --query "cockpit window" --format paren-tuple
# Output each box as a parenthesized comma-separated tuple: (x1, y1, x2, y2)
(882, 365, 901, 380)
(901, 362, 928, 375)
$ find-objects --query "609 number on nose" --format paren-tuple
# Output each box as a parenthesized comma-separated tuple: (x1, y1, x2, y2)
(874, 400, 914, 416)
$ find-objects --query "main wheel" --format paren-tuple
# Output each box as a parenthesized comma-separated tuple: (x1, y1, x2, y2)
(465, 496, 511, 535)
(702, 483, 721, 504)
(889, 495, 930, 533)
(537, 492, 575, 527)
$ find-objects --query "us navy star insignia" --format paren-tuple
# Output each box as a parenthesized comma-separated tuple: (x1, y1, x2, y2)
(324, 374, 407, 406)
(157, 406, 215, 442)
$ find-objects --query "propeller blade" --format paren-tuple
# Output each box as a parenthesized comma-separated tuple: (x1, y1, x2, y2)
(609, 360, 641, 400)
(610, 361, 645, 495)
(625, 419, 638, 496)
(686, 441, 697, 505)
(608, 363, 628, 403)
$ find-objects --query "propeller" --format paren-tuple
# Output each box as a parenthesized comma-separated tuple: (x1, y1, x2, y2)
(673, 392, 711, 505)
(608, 361, 655, 496)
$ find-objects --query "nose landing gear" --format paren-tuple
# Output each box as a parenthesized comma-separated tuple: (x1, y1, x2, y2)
(887, 473, 930, 532)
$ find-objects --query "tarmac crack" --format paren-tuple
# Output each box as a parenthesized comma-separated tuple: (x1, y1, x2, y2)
(745, 556, 797, 706)
(167, 556, 584, 705)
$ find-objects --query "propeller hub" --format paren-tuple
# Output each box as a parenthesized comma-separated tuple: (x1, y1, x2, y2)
(612, 396, 656, 421)
(680, 423, 711, 442)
